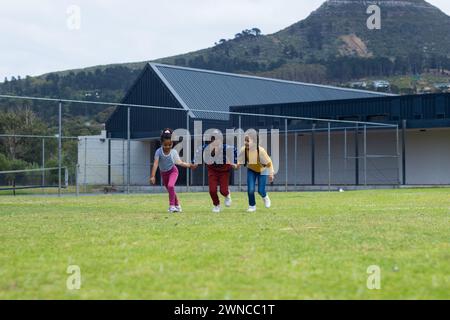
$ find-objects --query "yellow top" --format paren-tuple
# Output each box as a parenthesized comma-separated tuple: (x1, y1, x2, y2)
(238, 146, 274, 175)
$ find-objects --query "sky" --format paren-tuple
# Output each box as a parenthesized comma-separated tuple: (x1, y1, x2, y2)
(1, 0, 450, 80)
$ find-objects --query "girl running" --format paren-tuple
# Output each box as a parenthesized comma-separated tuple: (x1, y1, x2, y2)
(193, 130, 237, 213)
(150, 129, 195, 213)
(237, 135, 275, 213)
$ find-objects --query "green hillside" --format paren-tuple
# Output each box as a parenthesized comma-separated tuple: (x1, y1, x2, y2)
(2, 0, 450, 114)
(2, 0, 450, 100)
(157, 0, 450, 82)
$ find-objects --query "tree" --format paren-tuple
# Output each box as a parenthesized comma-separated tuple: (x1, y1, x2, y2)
(283, 44, 299, 58)
(174, 58, 187, 66)
(0, 106, 47, 162)
(188, 55, 206, 69)
(242, 29, 251, 37)
(251, 28, 262, 36)
(306, 23, 323, 50)
(251, 46, 261, 56)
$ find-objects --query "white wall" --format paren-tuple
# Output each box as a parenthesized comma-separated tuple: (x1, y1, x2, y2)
(405, 128, 450, 185)
(77, 131, 151, 186)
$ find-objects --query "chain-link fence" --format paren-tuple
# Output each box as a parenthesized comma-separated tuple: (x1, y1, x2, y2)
(0, 95, 400, 196)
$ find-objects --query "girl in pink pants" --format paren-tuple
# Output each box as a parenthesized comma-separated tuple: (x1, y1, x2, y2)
(150, 129, 195, 213)
(161, 166, 179, 208)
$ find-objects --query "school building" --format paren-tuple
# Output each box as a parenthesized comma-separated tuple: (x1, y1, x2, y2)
(77, 63, 450, 188)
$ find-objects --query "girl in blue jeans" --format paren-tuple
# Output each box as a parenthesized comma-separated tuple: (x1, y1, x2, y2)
(237, 135, 275, 212)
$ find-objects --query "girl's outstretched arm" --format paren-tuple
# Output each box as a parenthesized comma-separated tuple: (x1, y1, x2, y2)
(176, 160, 195, 169)
(150, 159, 159, 185)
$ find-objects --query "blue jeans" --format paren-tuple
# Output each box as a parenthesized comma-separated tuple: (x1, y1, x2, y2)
(247, 169, 268, 206)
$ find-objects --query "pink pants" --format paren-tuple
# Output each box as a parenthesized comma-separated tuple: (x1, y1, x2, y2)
(161, 166, 179, 206)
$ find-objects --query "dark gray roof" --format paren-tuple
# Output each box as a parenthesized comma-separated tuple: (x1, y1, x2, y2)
(151, 63, 391, 121)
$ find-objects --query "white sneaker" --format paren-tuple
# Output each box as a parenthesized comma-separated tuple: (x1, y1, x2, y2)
(212, 206, 221, 213)
(175, 205, 183, 213)
(263, 195, 271, 208)
(247, 206, 257, 213)
(224, 194, 232, 207)
(168, 206, 178, 213)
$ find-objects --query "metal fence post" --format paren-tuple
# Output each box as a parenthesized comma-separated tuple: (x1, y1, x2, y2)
(65, 167, 69, 188)
(294, 133, 298, 188)
(122, 139, 125, 187)
(311, 123, 316, 186)
(364, 124, 367, 186)
(355, 124, 359, 186)
(239, 115, 242, 191)
(41, 138, 45, 188)
(127, 107, 131, 194)
(285, 118, 288, 192)
(107, 133, 112, 186)
(76, 164, 79, 197)
(396, 125, 401, 185)
(402, 120, 407, 185)
(58, 101, 62, 197)
(186, 111, 190, 191)
(84, 137, 87, 193)
(344, 128, 348, 174)
(328, 122, 331, 192)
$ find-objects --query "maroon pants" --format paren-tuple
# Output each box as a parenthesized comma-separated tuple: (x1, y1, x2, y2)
(208, 166, 231, 206)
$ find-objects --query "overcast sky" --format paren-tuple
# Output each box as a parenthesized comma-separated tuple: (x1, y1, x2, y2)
(1, 0, 450, 80)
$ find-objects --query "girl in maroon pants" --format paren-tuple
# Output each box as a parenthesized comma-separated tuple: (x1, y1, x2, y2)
(195, 132, 237, 213)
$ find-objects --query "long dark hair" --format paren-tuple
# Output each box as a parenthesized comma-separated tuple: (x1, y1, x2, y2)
(244, 135, 260, 167)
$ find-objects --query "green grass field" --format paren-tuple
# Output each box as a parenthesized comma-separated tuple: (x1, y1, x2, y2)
(0, 189, 449, 300)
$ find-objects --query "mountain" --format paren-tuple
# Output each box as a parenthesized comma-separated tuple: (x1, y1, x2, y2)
(156, 0, 450, 82)
(2, 0, 450, 115)
(2, 0, 450, 170)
